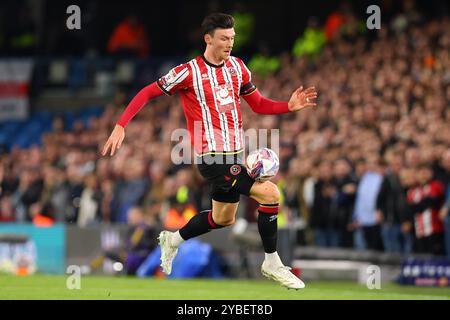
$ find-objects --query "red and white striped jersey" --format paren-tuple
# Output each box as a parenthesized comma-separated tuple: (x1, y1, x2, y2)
(156, 55, 256, 154)
(407, 180, 445, 238)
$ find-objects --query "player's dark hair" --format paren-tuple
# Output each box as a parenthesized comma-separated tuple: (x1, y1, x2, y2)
(201, 13, 234, 36)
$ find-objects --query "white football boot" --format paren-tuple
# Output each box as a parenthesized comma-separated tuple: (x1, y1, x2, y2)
(158, 231, 179, 275)
(261, 260, 306, 290)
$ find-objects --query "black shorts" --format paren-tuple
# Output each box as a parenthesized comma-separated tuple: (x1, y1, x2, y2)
(196, 151, 256, 203)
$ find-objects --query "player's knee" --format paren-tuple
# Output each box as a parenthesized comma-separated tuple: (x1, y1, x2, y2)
(214, 216, 235, 226)
(258, 181, 280, 204)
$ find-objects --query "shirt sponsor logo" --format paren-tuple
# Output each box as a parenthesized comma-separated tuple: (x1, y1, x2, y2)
(214, 83, 234, 113)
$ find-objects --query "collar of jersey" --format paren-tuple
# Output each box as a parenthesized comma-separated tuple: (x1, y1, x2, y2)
(201, 55, 225, 68)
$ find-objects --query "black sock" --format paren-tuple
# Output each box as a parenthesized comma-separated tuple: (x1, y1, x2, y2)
(179, 210, 225, 240)
(257, 204, 279, 253)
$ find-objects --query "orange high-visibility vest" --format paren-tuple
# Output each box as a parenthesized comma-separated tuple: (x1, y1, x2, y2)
(32, 214, 54, 227)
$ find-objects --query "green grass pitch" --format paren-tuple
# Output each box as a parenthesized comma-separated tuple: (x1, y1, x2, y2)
(0, 275, 449, 300)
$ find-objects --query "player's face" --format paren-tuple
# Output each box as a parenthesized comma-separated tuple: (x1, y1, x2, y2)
(208, 28, 235, 60)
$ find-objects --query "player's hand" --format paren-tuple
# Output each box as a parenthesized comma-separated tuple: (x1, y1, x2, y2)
(288, 86, 318, 112)
(102, 124, 125, 156)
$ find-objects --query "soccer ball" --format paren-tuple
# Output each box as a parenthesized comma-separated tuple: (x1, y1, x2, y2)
(245, 148, 279, 182)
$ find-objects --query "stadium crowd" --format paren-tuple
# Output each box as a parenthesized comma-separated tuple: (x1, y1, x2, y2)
(0, 7, 449, 258)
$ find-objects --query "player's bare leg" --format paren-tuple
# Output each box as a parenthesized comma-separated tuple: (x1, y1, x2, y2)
(159, 200, 239, 275)
(250, 181, 305, 289)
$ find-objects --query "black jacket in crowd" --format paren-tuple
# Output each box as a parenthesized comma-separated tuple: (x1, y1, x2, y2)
(376, 170, 411, 225)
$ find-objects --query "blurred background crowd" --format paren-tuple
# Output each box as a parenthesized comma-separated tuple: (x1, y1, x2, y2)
(0, 0, 449, 261)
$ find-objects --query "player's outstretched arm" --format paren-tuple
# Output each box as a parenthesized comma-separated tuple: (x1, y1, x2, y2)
(242, 89, 289, 115)
(102, 124, 125, 156)
(243, 86, 317, 115)
(101, 82, 164, 156)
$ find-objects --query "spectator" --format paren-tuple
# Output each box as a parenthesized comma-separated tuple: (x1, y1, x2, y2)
(8, 3, 37, 55)
(112, 157, 148, 223)
(29, 202, 54, 227)
(407, 164, 445, 255)
(310, 161, 339, 247)
(439, 182, 450, 259)
(324, 5, 347, 41)
(0, 161, 18, 197)
(284, 157, 313, 245)
(65, 163, 84, 224)
(162, 169, 198, 230)
(0, 196, 16, 222)
(376, 154, 412, 254)
(230, 3, 255, 54)
(124, 207, 158, 274)
(437, 150, 450, 259)
(142, 161, 166, 223)
(11, 168, 43, 222)
(435, 149, 450, 189)
(107, 14, 150, 58)
(90, 206, 157, 275)
(78, 173, 101, 227)
(352, 155, 384, 251)
(248, 43, 281, 79)
(331, 158, 357, 248)
(99, 179, 114, 223)
(40, 165, 71, 223)
(292, 17, 326, 59)
(163, 195, 197, 231)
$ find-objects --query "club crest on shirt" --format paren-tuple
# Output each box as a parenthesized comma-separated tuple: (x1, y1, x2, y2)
(228, 67, 236, 76)
(230, 165, 241, 176)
